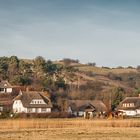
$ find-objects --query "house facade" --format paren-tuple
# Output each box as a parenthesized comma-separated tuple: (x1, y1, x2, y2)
(0, 80, 13, 93)
(13, 91, 52, 113)
(118, 96, 140, 117)
(68, 100, 107, 119)
(0, 81, 22, 113)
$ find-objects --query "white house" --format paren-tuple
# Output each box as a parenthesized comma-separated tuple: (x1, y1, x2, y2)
(0, 80, 13, 93)
(13, 91, 52, 113)
(118, 96, 140, 117)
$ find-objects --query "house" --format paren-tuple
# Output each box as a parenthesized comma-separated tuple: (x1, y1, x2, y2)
(13, 91, 52, 114)
(0, 81, 19, 112)
(68, 100, 107, 119)
(0, 80, 13, 93)
(0, 95, 13, 112)
(117, 96, 140, 117)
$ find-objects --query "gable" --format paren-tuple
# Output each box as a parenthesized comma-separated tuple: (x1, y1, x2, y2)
(118, 97, 140, 110)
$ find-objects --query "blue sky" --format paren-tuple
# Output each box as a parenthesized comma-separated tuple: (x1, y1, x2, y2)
(0, 0, 140, 67)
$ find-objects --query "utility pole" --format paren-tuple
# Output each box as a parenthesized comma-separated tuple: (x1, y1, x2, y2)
(77, 77, 80, 94)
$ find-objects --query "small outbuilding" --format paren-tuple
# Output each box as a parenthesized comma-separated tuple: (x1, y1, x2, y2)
(68, 100, 107, 119)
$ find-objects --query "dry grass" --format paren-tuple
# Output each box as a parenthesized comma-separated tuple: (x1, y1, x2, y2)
(77, 65, 137, 75)
(0, 119, 140, 140)
(1, 118, 140, 129)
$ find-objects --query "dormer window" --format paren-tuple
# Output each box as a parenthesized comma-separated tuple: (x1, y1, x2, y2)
(30, 99, 45, 104)
(31, 101, 34, 104)
(123, 103, 134, 108)
(130, 103, 134, 107)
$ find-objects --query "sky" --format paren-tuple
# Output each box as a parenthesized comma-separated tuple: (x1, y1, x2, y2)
(0, 0, 140, 67)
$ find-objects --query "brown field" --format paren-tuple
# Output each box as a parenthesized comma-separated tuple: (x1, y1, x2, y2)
(0, 119, 140, 140)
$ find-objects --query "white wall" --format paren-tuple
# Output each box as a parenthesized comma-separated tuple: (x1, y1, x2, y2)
(6, 88, 12, 93)
(0, 88, 12, 93)
(120, 110, 137, 116)
(13, 100, 27, 113)
(46, 108, 51, 113)
(27, 108, 51, 113)
(13, 100, 51, 114)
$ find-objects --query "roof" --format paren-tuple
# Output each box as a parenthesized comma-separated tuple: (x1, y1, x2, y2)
(0, 93, 14, 106)
(68, 100, 107, 112)
(118, 97, 140, 110)
(14, 91, 52, 108)
(0, 80, 12, 88)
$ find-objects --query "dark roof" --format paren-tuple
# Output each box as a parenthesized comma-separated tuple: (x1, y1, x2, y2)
(0, 93, 14, 106)
(14, 91, 52, 108)
(0, 81, 12, 88)
(68, 100, 107, 112)
(118, 97, 140, 110)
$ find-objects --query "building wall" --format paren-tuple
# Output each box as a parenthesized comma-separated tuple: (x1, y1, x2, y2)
(27, 108, 51, 113)
(78, 111, 84, 116)
(6, 88, 12, 93)
(0, 88, 12, 93)
(84, 111, 94, 119)
(120, 110, 137, 116)
(13, 100, 51, 114)
(13, 100, 27, 113)
(136, 109, 140, 115)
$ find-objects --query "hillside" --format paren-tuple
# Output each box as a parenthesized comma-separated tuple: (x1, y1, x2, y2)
(0, 56, 140, 110)
(55, 60, 138, 90)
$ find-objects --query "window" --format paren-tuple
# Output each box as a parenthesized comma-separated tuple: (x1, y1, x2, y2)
(123, 103, 134, 108)
(130, 103, 134, 107)
(0, 88, 5, 93)
(36, 108, 40, 113)
(30, 100, 44, 104)
(28, 108, 32, 113)
(41, 108, 46, 112)
(123, 103, 126, 107)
